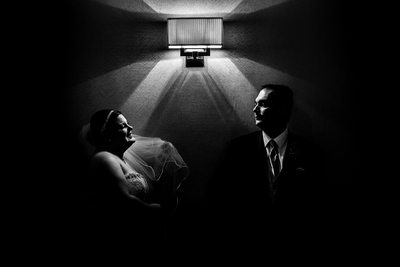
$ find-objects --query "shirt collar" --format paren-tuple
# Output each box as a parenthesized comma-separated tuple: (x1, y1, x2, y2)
(263, 128, 288, 151)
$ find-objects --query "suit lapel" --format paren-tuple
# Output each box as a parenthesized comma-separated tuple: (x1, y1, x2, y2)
(252, 131, 276, 201)
(254, 131, 270, 178)
(278, 133, 298, 185)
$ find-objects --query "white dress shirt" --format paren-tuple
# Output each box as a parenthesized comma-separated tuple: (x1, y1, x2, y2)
(262, 128, 288, 171)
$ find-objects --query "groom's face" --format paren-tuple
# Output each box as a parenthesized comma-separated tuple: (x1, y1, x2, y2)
(253, 88, 286, 129)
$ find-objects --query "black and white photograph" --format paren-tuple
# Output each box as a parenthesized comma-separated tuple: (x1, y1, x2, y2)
(15, 0, 373, 264)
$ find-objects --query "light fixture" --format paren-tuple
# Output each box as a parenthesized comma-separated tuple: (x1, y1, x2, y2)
(167, 17, 223, 67)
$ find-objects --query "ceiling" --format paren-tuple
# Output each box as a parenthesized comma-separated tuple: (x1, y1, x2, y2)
(93, 0, 291, 21)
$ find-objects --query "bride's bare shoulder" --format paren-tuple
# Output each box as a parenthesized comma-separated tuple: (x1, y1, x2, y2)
(92, 151, 119, 164)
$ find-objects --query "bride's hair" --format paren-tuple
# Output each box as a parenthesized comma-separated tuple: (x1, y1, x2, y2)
(86, 109, 122, 147)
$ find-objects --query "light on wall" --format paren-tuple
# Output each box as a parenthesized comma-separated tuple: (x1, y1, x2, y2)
(168, 18, 223, 67)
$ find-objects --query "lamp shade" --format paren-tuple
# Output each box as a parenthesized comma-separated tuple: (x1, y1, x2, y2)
(168, 18, 223, 48)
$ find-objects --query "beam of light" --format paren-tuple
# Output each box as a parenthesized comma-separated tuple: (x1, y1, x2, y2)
(135, 50, 313, 136)
(197, 72, 243, 129)
(227, 0, 291, 16)
(92, 0, 291, 20)
(68, 51, 181, 132)
(205, 56, 258, 131)
(119, 58, 183, 135)
(143, 0, 243, 16)
(140, 68, 248, 138)
(69, 60, 160, 132)
(93, 0, 158, 14)
(139, 49, 308, 140)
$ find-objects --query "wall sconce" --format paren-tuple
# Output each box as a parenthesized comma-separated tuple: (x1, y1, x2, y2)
(168, 18, 223, 67)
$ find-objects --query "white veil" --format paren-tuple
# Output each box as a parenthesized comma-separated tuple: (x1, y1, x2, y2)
(79, 124, 189, 191)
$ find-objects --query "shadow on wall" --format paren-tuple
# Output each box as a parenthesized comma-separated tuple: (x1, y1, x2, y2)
(224, 0, 347, 88)
(64, 0, 167, 87)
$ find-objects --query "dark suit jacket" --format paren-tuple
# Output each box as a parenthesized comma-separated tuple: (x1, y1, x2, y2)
(207, 131, 326, 249)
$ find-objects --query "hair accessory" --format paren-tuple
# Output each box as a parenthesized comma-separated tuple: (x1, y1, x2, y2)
(100, 110, 114, 134)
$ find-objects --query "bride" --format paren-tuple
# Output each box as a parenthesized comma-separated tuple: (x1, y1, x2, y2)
(80, 109, 189, 246)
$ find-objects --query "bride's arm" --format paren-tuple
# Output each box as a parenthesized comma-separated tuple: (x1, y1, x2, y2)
(91, 152, 161, 212)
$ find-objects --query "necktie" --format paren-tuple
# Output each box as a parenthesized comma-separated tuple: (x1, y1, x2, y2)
(267, 140, 280, 181)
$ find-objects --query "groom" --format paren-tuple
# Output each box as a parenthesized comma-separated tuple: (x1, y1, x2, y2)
(208, 84, 325, 251)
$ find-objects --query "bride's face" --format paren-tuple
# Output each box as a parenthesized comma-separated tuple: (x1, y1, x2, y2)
(111, 114, 136, 147)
